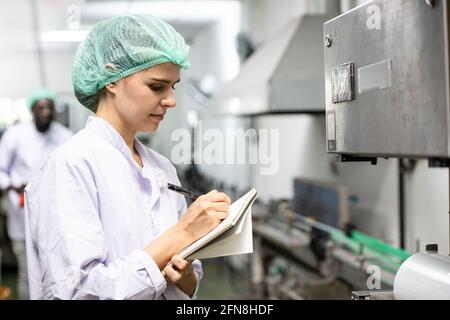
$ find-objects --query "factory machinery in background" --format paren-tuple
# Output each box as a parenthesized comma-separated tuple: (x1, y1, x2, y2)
(176, 0, 450, 299)
(323, 0, 450, 299)
(249, 178, 411, 300)
(180, 163, 411, 299)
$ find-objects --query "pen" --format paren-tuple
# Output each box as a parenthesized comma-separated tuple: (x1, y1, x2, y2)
(167, 183, 200, 201)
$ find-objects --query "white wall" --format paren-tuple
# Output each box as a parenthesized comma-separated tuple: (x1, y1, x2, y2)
(0, 0, 41, 97)
(241, 0, 339, 44)
(0, 0, 87, 131)
(252, 115, 336, 200)
(153, 3, 253, 192)
(0, 0, 84, 97)
(404, 161, 449, 253)
(336, 159, 399, 246)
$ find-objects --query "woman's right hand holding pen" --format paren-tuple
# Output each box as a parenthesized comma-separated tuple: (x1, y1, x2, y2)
(177, 189, 231, 244)
(143, 189, 231, 270)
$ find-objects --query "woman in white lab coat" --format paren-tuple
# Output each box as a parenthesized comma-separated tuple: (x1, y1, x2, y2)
(24, 15, 231, 300)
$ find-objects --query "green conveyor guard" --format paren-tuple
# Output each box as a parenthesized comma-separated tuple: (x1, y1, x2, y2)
(330, 230, 412, 273)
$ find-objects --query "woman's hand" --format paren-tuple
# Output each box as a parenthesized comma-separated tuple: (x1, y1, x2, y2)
(143, 190, 231, 270)
(163, 255, 197, 297)
(177, 190, 231, 243)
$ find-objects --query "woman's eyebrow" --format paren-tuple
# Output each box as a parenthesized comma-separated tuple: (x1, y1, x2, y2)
(148, 78, 180, 84)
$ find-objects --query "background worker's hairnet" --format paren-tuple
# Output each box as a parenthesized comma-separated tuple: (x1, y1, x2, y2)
(72, 15, 190, 112)
(27, 88, 58, 110)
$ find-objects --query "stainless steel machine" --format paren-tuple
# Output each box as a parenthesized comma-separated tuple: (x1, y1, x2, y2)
(323, 0, 450, 299)
(324, 0, 450, 159)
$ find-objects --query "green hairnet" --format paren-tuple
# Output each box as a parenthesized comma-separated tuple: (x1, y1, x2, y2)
(72, 15, 190, 112)
(27, 88, 58, 110)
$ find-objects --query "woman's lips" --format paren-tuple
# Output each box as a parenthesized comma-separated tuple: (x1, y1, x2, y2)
(149, 113, 164, 121)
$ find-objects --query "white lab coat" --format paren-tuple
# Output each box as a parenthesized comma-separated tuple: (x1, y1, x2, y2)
(0, 121, 72, 241)
(24, 116, 203, 300)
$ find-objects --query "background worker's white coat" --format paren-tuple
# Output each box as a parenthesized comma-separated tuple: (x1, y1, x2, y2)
(0, 121, 72, 240)
(24, 116, 203, 300)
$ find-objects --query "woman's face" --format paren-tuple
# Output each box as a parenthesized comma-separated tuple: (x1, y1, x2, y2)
(110, 62, 181, 132)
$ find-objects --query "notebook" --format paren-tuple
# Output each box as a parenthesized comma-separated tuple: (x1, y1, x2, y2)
(178, 188, 258, 260)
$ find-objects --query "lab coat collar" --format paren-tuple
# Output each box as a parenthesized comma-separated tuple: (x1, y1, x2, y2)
(85, 116, 168, 203)
(85, 116, 133, 162)
(134, 138, 168, 196)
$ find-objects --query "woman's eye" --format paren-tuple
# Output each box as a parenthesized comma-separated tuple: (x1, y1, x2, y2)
(150, 85, 163, 92)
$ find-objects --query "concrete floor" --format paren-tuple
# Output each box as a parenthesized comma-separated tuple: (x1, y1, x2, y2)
(197, 258, 249, 300)
(1, 266, 17, 300)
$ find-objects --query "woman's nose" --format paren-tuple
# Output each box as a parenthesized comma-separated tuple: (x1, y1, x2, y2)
(161, 90, 176, 108)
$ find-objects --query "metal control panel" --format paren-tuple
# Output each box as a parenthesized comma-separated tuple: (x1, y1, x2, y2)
(324, 0, 450, 159)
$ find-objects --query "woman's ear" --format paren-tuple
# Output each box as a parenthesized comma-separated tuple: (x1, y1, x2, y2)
(105, 82, 117, 94)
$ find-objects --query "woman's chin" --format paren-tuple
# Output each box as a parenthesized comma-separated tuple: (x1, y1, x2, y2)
(139, 123, 159, 133)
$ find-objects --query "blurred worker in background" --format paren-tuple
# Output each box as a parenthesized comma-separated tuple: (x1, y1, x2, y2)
(0, 88, 72, 299)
